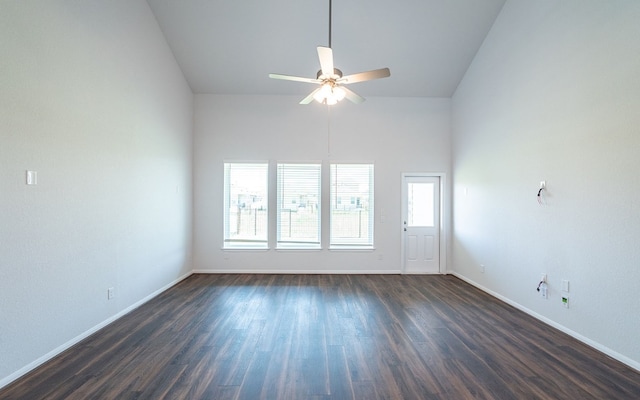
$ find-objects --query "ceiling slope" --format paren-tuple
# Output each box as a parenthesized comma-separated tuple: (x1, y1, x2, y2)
(147, 0, 506, 97)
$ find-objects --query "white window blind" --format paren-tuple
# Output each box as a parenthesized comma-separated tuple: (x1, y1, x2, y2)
(223, 163, 268, 249)
(330, 164, 374, 248)
(277, 163, 321, 248)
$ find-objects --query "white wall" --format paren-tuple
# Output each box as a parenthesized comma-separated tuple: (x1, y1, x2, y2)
(0, 0, 193, 386)
(194, 95, 451, 273)
(452, 1, 640, 369)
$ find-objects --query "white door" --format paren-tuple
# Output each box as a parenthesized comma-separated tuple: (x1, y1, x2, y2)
(402, 175, 440, 274)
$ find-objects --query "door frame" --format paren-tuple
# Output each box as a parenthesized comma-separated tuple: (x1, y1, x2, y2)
(400, 172, 448, 274)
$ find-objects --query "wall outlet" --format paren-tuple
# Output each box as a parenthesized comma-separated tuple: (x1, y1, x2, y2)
(540, 283, 548, 299)
(562, 280, 570, 292)
(107, 287, 115, 300)
(562, 296, 569, 308)
(480, 264, 485, 273)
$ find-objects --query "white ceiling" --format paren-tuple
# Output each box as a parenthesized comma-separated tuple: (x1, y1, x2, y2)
(146, 0, 506, 98)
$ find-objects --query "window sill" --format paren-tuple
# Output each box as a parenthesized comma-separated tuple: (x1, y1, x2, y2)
(329, 246, 375, 251)
(276, 246, 322, 251)
(222, 245, 269, 251)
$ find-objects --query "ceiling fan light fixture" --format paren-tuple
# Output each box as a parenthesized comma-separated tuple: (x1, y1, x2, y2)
(313, 83, 343, 105)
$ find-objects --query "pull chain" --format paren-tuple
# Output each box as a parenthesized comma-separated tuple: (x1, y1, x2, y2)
(327, 104, 331, 157)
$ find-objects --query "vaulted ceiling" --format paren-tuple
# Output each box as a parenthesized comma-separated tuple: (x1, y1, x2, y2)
(147, 0, 506, 98)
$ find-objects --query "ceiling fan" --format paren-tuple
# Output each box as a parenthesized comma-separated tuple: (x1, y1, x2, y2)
(269, 0, 390, 105)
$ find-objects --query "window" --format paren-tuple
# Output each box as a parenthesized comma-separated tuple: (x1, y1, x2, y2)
(223, 163, 268, 249)
(330, 164, 374, 248)
(277, 163, 321, 249)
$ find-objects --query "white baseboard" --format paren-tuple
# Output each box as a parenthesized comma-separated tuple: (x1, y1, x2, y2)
(0, 272, 193, 390)
(192, 269, 402, 274)
(451, 271, 640, 373)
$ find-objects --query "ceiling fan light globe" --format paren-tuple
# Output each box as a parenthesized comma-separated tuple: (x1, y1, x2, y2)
(320, 83, 332, 96)
(313, 85, 329, 103)
(325, 97, 338, 106)
(314, 83, 334, 104)
(333, 86, 346, 101)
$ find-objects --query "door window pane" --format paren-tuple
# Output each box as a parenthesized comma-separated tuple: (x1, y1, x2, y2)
(407, 182, 434, 227)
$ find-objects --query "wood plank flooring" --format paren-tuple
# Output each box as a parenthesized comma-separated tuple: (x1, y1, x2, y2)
(1, 274, 639, 399)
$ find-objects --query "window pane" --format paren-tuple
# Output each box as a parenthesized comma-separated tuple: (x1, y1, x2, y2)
(277, 163, 321, 248)
(407, 182, 434, 227)
(224, 163, 268, 248)
(330, 164, 374, 248)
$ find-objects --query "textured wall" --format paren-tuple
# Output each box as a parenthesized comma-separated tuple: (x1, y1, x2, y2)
(0, 0, 193, 385)
(452, 0, 640, 368)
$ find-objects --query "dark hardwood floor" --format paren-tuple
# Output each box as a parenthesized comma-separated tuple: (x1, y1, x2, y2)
(1, 274, 639, 399)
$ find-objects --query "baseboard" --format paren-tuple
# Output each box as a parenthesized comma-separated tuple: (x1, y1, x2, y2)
(450, 271, 640, 373)
(192, 269, 402, 274)
(0, 271, 193, 390)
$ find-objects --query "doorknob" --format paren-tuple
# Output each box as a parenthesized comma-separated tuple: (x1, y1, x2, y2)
(404, 228, 407, 231)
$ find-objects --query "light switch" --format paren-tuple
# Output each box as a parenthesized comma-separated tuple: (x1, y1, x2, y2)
(562, 280, 570, 292)
(26, 170, 38, 185)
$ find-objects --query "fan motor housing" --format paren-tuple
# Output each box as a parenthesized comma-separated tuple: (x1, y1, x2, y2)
(317, 68, 342, 80)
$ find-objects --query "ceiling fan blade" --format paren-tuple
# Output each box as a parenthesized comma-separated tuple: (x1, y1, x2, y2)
(300, 88, 321, 104)
(338, 68, 391, 84)
(317, 46, 334, 77)
(341, 86, 365, 104)
(269, 73, 320, 84)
